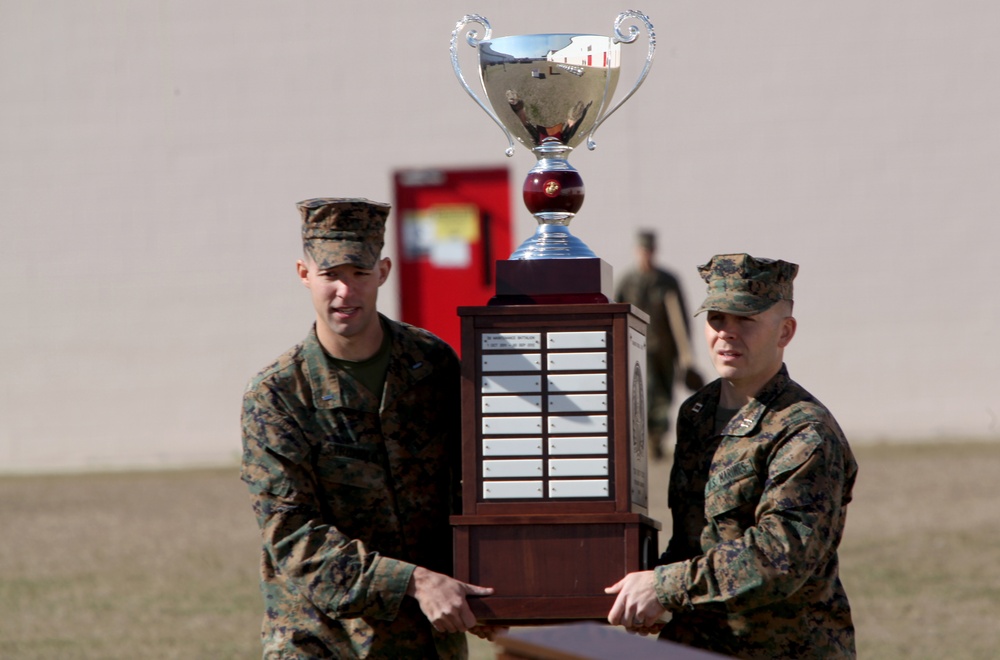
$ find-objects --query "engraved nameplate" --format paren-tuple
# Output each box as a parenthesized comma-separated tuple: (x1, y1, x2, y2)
(482, 333, 541, 350)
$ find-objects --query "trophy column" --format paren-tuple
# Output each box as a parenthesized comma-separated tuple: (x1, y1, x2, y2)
(451, 262, 660, 623)
(449, 12, 659, 624)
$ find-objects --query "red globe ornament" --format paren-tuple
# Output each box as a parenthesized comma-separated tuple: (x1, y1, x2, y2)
(522, 169, 585, 217)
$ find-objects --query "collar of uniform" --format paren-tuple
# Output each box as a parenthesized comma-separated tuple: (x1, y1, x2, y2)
(301, 326, 352, 410)
(720, 364, 792, 437)
(380, 318, 437, 410)
(683, 380, 721, 439)
(301, 318, 437, 411)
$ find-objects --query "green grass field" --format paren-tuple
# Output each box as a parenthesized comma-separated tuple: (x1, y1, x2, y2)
(1, 441, 998, 659)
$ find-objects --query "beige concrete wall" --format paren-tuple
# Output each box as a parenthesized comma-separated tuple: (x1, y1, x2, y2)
(2, 1, 998, 472)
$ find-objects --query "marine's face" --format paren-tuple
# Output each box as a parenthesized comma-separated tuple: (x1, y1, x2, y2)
(636, 246, 654, 271)
(298, 256, 390, 353)
(704, 303, 796, 398)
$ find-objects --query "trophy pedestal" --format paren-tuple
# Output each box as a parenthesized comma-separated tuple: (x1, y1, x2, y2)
(453, 513, 659, 622)
(453, 303, 658, 624)
(492, 258, 614, 305)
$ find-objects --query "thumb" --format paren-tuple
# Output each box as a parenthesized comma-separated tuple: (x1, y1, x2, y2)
(604, 577, 626, 594)
(463, 583, 495, 597)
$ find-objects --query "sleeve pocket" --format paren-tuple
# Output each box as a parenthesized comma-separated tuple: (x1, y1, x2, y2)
(241, 456, 294, 498)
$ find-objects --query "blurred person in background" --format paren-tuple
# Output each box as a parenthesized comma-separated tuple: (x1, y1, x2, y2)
(615, 230, 703, 459)
(241, 198, 498, 659)
(606, 253, 857, 659)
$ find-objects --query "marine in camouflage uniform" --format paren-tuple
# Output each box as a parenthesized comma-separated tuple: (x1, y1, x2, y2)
(240, 198, 478, 659)
(607, 254, 857, 659)
(615, 231, 701, 458)
(657, 363, 857, 658)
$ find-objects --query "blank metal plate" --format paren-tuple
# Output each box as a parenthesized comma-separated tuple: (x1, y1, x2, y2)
(547, 479, 610, 498)
(547, 352, 607, 371)
(482, 353, 542, 372)
(548, 393, 607, 413)
(482, 375, 542, 393)
(483, 459, 544, 478)
(483, 438, 544, 456)
(548, 436, 609, 455)
(546, 373, 608, 392)
(548, 415, 608, 434)
(546, 331, 607, 350)
(483, 480, 545, 499)
(548, 458, 608, 477)
(483, 416, 543, 435)
(482, 395, 542, 413)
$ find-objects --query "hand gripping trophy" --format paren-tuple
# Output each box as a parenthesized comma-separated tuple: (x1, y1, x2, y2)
(451, 11, 655, 260)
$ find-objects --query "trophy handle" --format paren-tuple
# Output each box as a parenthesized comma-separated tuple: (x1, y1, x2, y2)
(586, 10, 657, 151)
(451, 15, 516, 157)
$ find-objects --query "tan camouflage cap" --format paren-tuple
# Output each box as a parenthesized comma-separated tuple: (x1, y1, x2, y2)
(695, 253, 798, 316)
(297, 198, 390, 270)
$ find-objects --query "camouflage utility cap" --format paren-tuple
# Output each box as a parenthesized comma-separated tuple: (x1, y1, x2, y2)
(695, 253, 798, 316)
(298, 197, 390, 270)
(637, 230, 656, 250)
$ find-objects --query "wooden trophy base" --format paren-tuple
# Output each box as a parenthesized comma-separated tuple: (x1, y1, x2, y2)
(452, 513, 660, 624)
(491, 258, 613, 305)
(454, 300, 657, 625)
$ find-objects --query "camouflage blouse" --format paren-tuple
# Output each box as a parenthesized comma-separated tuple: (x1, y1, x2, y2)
(655, 365, 857, 659)
(241, 318, 466, 659)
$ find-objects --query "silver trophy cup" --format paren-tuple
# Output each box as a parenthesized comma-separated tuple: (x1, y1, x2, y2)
(451, 12, 655, 259)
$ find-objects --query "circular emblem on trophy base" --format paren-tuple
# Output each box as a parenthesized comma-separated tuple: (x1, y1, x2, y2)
(631, 361, 646, 461)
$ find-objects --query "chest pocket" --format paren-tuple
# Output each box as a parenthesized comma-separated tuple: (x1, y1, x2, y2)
(704, 463, 761, 520)
(315, 444, 387, 491)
